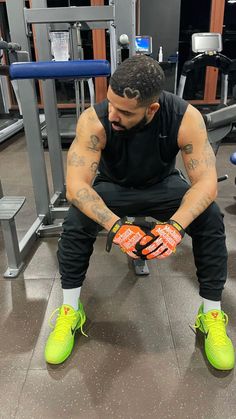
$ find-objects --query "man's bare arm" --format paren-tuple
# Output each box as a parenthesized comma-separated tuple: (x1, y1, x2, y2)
(66, 107, 119, 231)
(171, 104, 217, 229)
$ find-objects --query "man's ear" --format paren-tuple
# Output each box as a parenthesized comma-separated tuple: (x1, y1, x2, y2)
(147, 102, 160, 116)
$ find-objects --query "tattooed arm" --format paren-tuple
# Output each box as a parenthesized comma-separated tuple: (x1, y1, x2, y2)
(66, 107, 119, 231)
(171, 104, 217, 229)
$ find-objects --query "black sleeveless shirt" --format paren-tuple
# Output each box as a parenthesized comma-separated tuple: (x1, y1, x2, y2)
(94, 91, 188, 189)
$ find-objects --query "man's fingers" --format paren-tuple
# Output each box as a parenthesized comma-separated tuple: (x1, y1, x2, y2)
(139, 235, 153, 246)
(141, 237, 163, 255)
(146, 248, 171, 260)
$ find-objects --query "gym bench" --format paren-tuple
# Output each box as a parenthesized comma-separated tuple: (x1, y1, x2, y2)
(0, 194, 26, 277)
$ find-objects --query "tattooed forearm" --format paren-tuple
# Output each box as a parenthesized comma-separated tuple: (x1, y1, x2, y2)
(75, 188, 100, 210)
(188, 196, 212, 219)
(87, 135, 100, 152)
(71, 187, 113, 228)
(180, 191, 212, 220)
(68, 152, 86, 167)
(90, 204, 113, 227)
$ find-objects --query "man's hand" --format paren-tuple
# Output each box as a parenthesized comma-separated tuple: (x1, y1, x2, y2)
(106, 217, 153, 259)
(135, 220, 185, 260)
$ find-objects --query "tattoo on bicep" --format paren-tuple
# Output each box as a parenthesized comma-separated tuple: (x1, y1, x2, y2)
(68, 152, 86, 167)
(88, 135, 100, 152)
(182, 143, 193, 154)
(186, 158, 199, 170)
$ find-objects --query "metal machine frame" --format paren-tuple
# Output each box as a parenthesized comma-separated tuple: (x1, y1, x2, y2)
(0, 39, 24, 143)
(177, 32, 232, 104)
(2, 0, 137, 277)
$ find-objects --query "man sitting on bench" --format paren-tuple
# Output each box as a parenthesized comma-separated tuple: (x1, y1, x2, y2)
(44, 55, 235, 371)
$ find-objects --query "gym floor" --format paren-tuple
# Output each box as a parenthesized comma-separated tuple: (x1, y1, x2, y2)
(1, 132, 236, 419)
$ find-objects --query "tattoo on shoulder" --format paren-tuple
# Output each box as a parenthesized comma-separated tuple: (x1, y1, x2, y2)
(182, 143, 193, 154)
(68, 152, 86, 167)
(87, 135, 100, 152)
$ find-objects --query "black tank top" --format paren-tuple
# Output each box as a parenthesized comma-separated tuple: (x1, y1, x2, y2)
(94, 91, 188, 189)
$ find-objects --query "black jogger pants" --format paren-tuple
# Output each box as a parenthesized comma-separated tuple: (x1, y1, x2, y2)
(57, 171, 227, 301)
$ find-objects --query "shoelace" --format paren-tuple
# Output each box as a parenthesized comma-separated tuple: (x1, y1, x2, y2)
(194, 312, 228, 346)
(49, 308, 88, 340)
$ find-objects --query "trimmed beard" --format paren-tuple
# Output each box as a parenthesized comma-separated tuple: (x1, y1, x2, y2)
(111, 113, 148, 136)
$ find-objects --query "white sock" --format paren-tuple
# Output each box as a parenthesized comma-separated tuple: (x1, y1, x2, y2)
(203, 298, 221, 313)
(63, 287, 81, 311)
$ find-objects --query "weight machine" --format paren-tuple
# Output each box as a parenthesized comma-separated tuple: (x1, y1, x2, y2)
(0, 0, 137, 277)
(177, 32, 236, 154)
(177, 32, 232, 105)
(0, 39, 24, 143)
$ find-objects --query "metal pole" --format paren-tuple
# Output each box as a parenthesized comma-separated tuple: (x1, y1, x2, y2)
(113, 0, 136, 59)
(5, 0, 31, 54)
(69, 24, 83, 119)
(2, 219, 22, 272)
(17, 77, 51, 220)
(6, 0, 51, 221)
(221, 74, 228, 105)
(32, 0, 65, 198)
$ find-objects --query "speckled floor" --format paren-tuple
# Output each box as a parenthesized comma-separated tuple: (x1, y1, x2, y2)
(1, 132, 236, 419)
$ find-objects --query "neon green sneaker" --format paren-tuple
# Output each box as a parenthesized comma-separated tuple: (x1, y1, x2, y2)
(194, 304, 235, 370)
(45, 301, 87, 364)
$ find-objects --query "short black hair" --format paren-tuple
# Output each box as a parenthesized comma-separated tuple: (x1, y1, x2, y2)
(109, 55, 165, 106)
